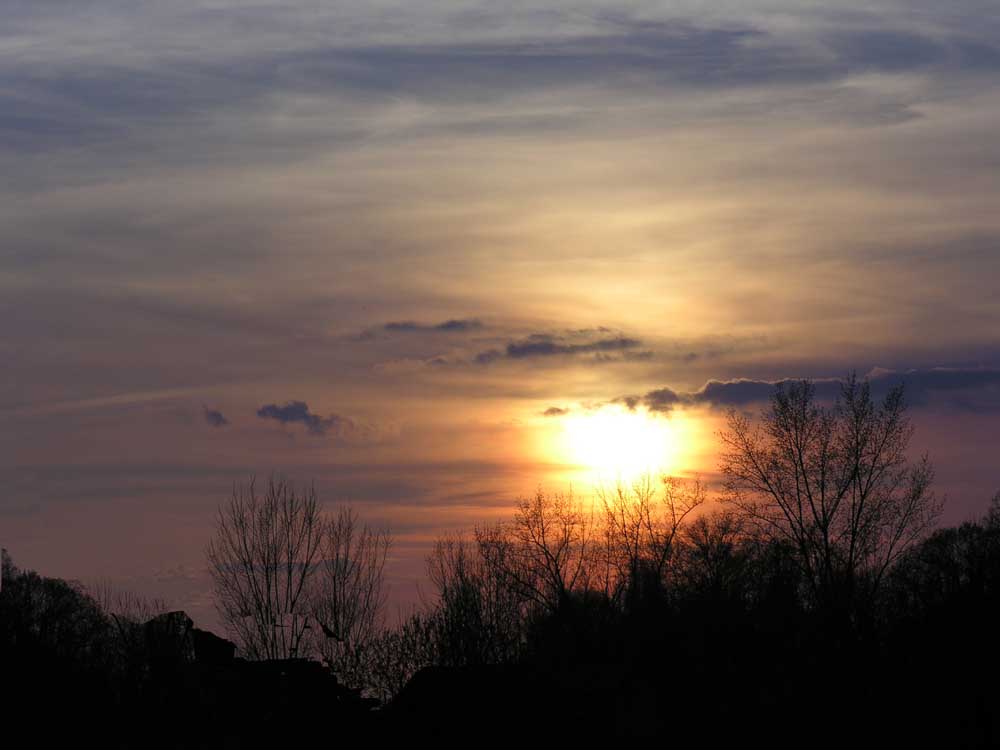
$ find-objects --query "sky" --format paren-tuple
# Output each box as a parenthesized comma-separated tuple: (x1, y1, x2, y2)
(3, 0, 1000, 630)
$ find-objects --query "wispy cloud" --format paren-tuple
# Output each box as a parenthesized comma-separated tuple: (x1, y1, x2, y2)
(383, 318, 483, 333)
(473, 331, 643, 365)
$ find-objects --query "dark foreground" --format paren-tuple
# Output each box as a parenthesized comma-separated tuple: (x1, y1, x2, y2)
(2, 600, 998, 747)
(3, 502, 999, 748)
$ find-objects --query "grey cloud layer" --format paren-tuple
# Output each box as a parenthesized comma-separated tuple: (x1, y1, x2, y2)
(5, 9, 1000, 163)
(618, 367, 1000, 413)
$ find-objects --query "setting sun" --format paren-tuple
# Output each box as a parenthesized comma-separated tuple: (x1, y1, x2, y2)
(559, 405, 685, 481)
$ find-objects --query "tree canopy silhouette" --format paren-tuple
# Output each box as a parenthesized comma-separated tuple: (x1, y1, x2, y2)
(719, 373, 942, 617)
(207, 475, 324, 660)
(309, 506, 391, 689)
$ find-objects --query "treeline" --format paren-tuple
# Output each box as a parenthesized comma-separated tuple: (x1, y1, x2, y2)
(0, 551, 166, 741)
(3, 490, 999, 745)
(0, 550, 375, 747)
(3, 377, 1000, 745)
(0, 494, 1000, 747)
(364, 482, 1000, 745)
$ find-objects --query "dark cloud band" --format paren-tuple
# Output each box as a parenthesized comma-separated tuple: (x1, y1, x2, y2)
(616, 367, 1000, 414)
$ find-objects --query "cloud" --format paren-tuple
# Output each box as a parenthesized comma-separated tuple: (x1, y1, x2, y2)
(383, 318, 483, 333)
(0, 14, 925, 190)
(4, 5, 1000, 194)
(613, 395, 641, 411)
(862, 367, 1000, 410)
(354, 318, 485, 343)
(542, 406, 569, 417)
(202, 406, 228, 428)
(508, 334, 641, 358)
(475, 349, 503, 365)
(690, 379, 804, 407)
(436, 319, 483, 331)
(474, 332, 643, 364)
(687, 368, 1000, 409)
(616, 367, 1000, 414)
(256, 400, 350, 436)
(643, 388, 682, 413)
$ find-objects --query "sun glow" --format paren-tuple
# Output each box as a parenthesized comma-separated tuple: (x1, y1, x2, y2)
(559, 405, 685, 482)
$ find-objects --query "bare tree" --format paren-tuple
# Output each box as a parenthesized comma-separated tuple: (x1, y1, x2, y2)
(719, 374, 942, 615)
(309, 506, 390, 688)
(477, 490, 596, 616)
(88, 579, 170, 677)
(89, 579, 169, 626)
(425, 534, 526, 666)
(677, 510, 749, 600)
(207, 475, 324, 660)
(598, 474, 706, 608)
(364, 611, 438, 704)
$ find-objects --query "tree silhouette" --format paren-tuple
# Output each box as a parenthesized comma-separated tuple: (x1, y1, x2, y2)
(598, 475, 705, 610)
(425, 534, 526, 666)
(207, 475, 324, 660)
(477, 490, 597, 617)
(364, 610, 439, 704)
(309, 506, 390, 689)
(719, 373, 942, 619)
(677, 509, 749, 604)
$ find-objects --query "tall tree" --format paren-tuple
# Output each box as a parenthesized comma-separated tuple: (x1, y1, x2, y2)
(719, 374, 942, 616)
(309, 506, 390, 688)
(207, 476, 324, 659)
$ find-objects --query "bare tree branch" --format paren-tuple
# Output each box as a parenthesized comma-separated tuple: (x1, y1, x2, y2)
(207, 475, 324, 660)
(718, 373, 943, 619)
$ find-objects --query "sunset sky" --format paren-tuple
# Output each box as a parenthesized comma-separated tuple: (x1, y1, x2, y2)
(4, 0, 1000, 629)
